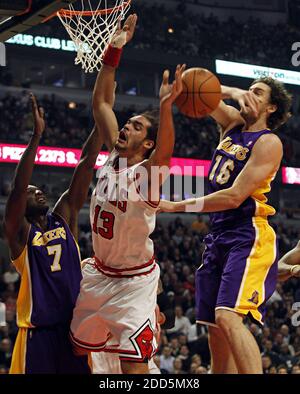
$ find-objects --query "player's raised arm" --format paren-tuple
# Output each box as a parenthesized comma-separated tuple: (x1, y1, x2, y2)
(143, 65, 185, 174)
(92, 14, 137, 152)
(53, 125, 104, 240)
(278, 242, 300, 281)
(159, 133, 282, 213)
(210, 85, 260, 136)
(4, 94, 45, 257)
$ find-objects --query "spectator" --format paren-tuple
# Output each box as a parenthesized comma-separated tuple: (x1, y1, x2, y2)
(278, 364, 289, 374)
(166, 306, 192, 336)
(280, 324, 291, 345)
(262, 355, 272, 374)
(169, 336, 180, 357)
(195, 366, 208, 374)
(268, 365, 278, 374)
(261, 339, 283, 366)
(279, 343, 296, 366)
(173, 357, 185, 374)
(159, 346, 175, 374)
(0, 338, 12, 369)
(291, 364, 300, 374)
(178, 345, 191, 372)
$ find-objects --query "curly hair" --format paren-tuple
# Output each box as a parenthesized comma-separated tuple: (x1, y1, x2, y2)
(251, 77, 293, 130)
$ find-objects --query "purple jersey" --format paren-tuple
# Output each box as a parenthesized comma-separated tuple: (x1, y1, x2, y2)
(12, 212, 82, 327)
(208, 126, 276, 229)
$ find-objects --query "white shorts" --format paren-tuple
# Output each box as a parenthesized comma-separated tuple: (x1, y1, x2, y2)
(91, 352, 161, 374)
(70, 258, 160, 363)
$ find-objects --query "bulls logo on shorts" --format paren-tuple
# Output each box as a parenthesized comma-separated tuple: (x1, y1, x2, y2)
(135, 324, 154, 360)
(119, 319, 157, 362)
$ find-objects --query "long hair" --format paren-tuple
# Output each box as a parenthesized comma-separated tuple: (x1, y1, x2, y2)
(251, 77, 292, 130)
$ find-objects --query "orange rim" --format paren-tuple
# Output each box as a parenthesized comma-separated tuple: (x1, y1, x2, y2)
(58, 0, 131, 18)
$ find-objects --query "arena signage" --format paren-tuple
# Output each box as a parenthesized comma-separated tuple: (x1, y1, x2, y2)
(282, 166, 300, 184)
(216, 59, 300, 86)
(6, 34, 77, 52)
(0, 143, 210, 177)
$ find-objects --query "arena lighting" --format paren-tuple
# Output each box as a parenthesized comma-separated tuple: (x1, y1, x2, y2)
(216, 59, 300, 86)
(0, 143, 210, 177)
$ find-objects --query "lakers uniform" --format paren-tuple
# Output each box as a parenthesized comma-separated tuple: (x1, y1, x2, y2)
(10, 212, 90, 374)
(70, 150, 160, 363)
(196, 126, 278, 326)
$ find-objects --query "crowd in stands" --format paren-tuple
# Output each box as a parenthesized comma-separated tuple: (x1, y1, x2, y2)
(131, 2, 297, 70)
(1, 210, 300, 374)
(36, 2, 297, 70)
(1, 91, 300, 166)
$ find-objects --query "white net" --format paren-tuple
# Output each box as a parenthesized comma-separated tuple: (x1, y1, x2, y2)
(58, 0, 131, 73)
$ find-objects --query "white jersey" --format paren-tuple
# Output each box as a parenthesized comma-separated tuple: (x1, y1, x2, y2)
(90, 149, 158, 272)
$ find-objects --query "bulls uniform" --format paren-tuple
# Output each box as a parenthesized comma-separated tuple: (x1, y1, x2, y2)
(71, 150, 160, 363)
(10, 212, 90, 374)
(91, 305, 163, 374)
(196, 126, 278, 327)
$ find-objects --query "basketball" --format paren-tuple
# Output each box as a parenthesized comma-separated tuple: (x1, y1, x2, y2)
(175, 68, 221, 119)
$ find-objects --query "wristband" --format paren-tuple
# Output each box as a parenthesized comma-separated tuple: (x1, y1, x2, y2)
(103, 45, 123, 68)
(290, 265, 298, 277)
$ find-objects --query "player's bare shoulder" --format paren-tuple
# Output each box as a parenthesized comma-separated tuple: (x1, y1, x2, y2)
(254, 133, 283, 156)
(249, 132, 283, 171)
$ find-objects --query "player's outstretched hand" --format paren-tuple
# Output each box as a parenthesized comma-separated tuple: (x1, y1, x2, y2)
(111, 13, 138, 49)
(159, 64, 186, 106)
(30, 93, 45, 136)
(231, 89, 259, 117)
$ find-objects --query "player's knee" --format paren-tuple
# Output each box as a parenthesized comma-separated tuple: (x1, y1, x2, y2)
(215, 309, 243, 332)
(121, 360, 149, 374)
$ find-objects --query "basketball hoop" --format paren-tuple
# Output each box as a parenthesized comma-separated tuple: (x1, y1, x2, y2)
(56, 0, 131, 73)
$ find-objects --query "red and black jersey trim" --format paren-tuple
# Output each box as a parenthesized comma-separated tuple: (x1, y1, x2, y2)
(92, 255, 157, 278)
(69, 330, 111, 351)
(104, 319, 158, 362)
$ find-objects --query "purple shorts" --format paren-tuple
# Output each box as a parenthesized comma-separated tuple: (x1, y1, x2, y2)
(10, 324, 90, 374)
(196, 218, 278, 326)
